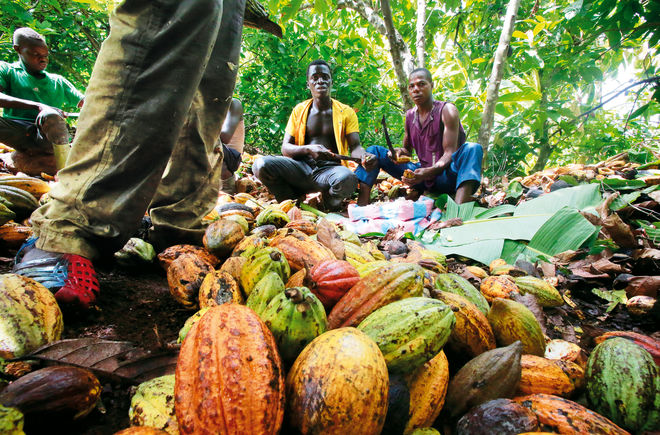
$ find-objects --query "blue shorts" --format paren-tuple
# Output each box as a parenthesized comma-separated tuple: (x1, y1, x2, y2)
(355, 142, 483, 193)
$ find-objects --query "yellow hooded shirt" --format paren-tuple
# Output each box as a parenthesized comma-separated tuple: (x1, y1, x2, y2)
(285, 98, 360, 167)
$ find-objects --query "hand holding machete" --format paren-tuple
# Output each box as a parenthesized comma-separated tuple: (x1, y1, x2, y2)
(381, 115, 412, 164)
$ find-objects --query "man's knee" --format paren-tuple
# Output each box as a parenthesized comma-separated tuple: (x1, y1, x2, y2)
(38, 112, 69, 145)
(252, 155, 279, 182)
(463, 142, 484, 160)
(333, 170, 358, 197)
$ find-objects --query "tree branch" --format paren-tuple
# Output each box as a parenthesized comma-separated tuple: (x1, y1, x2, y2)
(337, 0, 415, 108)
(477, 0, 522, 151)
(336, 0, 388, 36)
(416, 0, 426, 67)
(624, 84, 647, 131)
(380, 0, 415, 108)
(577, 76, 660, 119)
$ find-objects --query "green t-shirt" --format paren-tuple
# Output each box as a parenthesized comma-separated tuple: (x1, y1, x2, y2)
(0, 60, 84, 122)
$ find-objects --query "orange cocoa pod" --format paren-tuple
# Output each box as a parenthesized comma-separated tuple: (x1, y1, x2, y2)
(269, 229, 335, 272)
(517, 355, 584, 398)
(285, 219, 317, 235)
(327, 263, 424, 329)
(480, 275, 519, 302)
(175, 305, 285, 435)
(514, 393, 630, 434)
(157, 244, 219, 271)
(404, 351, 449, 433)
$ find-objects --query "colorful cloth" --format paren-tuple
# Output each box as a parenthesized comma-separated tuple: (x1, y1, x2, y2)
(0, 60, 83, 121)
(338, 196, 443, 235)
(285, 98, 359, 167)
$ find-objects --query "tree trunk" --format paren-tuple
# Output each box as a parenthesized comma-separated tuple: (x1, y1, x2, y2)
(416, 0, 426, 67)
(532, 74, 551, 172)
(477, 0, 522, 154)
(336, 0, 415, 109)
(380, 0, 415, 109)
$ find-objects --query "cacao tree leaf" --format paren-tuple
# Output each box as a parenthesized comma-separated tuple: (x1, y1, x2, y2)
(316, 218, 345, 260)
(18, 339, 178, 384)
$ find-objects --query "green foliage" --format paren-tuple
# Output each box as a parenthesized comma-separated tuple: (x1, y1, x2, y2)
(1, 0, 657, 175)
(0, 0, 109, 91)
(236, 9, 405, 154)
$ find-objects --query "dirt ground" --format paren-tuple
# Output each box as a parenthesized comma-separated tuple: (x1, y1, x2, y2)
(0, 254, 190, 435)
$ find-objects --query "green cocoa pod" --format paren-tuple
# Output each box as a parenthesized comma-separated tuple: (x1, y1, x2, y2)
(0, 404, 24, 435)
(246, 272, 286, 317)
(586, 337, 660, 433)
(0, 203, 16, 227)
(240, 247, 290, 295)
(255, 207, 290, 228)
(129, 374, 178, 434)
(177, 308, 210, 343)
(357, 297, 455, 373)
(261, 287, 327, 365)
(114, 237, 156, 267)
(487, 298, 546, 356)
(203, 219, 245, 257)
(434, 273, 489, 315)
(514, 276, 563, 307)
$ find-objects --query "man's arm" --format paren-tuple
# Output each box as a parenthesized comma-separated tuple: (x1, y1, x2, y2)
(347, 131, 377, 171)
(0, 88, 58, 114)
(433, 103, 461, 173)
(281, 133, 337, 161)
(219, 98, 243, 144)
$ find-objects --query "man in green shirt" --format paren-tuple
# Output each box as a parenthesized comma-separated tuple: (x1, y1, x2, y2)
(0, 28, 84, 175)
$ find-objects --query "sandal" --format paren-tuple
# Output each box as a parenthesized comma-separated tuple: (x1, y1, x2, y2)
(13, 238, 100, 309)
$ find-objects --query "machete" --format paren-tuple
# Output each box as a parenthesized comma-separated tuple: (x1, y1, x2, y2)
(381, 114, 397, 156)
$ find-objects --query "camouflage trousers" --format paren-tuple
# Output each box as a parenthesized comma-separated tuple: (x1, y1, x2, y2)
(31, 0, 245, 258)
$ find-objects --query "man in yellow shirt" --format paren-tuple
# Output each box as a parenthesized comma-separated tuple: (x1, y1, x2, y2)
(253, 60, 376, 210)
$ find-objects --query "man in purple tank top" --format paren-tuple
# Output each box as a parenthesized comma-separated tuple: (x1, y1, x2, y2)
(356, 67, 482, 205)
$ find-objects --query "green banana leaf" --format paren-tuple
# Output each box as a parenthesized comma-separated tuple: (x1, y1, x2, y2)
(514, 183, 601, 216)
(424, 185, 603, 265)
(501, 208, 599, 263)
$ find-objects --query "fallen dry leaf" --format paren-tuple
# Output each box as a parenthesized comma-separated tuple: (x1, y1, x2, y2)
(589, 258, 630, 275)
(632, 248, 660, 260)
(602, 213, 638, 248)
(596, 192, 619, 219)
(539, 261, 556, 278)
(19, 338, 178, 384)
(316, 218, 345, 260)
(427, 217, 463, 230)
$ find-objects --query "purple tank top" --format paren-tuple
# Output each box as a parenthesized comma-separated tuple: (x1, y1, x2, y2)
(405, 100, 466, 169)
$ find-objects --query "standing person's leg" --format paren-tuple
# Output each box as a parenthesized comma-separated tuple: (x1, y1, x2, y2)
(355, 145, 417, 205)
(147, 0, 245, 250)
(15, 0, 226, 307)
(311, 165, 358, 211)
(431, 142, 483, 204)
(252, 156, 314, 202)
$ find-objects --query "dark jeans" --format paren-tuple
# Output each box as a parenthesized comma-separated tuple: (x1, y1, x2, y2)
(253, 155, 358, 209)
(355, 143, 483, 193)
